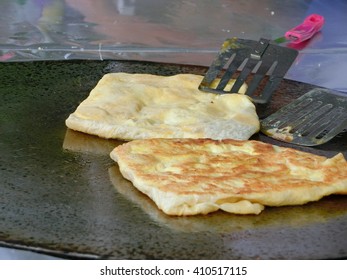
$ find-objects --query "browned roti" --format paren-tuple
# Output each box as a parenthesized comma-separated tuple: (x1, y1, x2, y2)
(110, 138, 347, 215)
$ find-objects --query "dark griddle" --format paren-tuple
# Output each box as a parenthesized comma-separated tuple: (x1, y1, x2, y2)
(0, 60, 346, 259)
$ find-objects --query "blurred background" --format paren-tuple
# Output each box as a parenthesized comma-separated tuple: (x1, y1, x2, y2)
(1, 0, 347, 91)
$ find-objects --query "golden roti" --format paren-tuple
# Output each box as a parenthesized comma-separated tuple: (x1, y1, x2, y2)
(110, 138, 347, 216)
(65, 73, 259, 140)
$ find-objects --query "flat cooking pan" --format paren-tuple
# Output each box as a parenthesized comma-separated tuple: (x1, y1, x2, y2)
(0, 60, 346, 259)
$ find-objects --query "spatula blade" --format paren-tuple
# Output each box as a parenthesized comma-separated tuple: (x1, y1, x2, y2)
(199, 37, 298, 104)
(260, 88, 347, 146)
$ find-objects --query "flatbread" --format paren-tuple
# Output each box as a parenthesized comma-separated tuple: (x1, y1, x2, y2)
(110, 138, 347, 216)
(65, 73, 259, 140)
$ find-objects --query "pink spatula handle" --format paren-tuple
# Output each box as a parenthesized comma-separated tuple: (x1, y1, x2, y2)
(285, 14, 325, 44)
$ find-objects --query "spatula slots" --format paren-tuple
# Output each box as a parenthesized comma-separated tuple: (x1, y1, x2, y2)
(199, 37, 298, 104)
(260, 88, 347, 146)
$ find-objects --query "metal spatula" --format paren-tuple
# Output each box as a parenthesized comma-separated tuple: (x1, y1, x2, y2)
(199, 14, 324, 104)
(260, 88, 347, 146)
(199, 37, 298, 104)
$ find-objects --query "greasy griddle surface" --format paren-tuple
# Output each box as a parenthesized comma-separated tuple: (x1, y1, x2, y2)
(0, 60, 346, 259)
